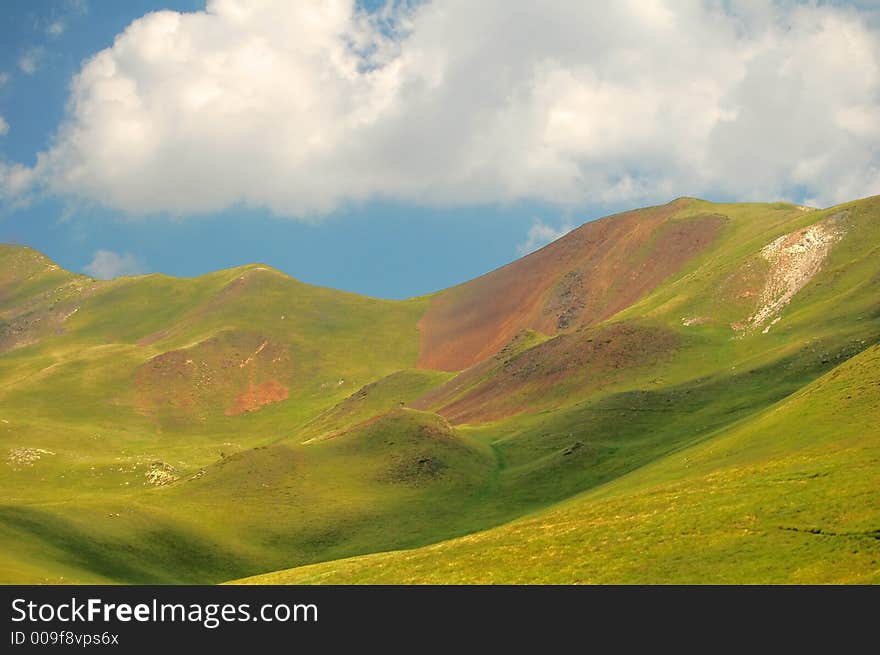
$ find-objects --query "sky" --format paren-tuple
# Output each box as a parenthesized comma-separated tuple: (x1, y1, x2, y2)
(1, 1, 880, 299)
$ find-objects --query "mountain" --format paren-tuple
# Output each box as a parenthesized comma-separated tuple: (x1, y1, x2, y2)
(1, 195, 878, 584)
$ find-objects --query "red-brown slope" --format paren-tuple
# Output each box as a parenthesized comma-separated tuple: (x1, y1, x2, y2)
(412, 322, 678, 424)
(135, 329, 291, 421)
(417, 199, 725, 371)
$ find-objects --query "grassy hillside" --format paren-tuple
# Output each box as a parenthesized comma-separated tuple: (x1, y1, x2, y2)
(2, 195, 879, 584)
(413, 197, 879, 426)
(0, 254, 437, 582)
(238, 342, 880, 584)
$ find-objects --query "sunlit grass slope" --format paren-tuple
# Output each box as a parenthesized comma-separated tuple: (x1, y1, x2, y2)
(239, 342, 880, 584)
(1, 195, 879, 584)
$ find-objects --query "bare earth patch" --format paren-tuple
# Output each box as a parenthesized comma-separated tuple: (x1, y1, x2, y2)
(225, 379, 289, 416)
(135, 330, 291, 419)
(748, 214, 846, 332)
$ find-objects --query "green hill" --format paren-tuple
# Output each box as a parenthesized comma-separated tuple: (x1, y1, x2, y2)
(1, 195, 879, 584)
(240, 342, 880, 584)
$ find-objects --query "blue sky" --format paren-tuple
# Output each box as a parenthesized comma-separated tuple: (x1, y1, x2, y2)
(1, 1, 879, 298)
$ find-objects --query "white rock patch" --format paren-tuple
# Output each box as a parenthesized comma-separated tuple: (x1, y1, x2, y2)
(749, 217, 845, 332)
(7, 447, 55, 469)
(145, 462, 179, 486)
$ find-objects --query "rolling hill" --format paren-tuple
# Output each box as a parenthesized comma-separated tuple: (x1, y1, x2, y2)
(1, 195, 879, 584)
(242, 341, 880, 584)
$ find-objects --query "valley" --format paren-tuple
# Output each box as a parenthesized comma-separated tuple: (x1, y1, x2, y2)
(2, 195, 879, 584)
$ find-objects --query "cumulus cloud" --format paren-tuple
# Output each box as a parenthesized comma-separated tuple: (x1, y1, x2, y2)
(83, 250, 146, 279)
(517, 219, 573, 255)
(18, 47, 46, 75)
(4, 0, 880, 217)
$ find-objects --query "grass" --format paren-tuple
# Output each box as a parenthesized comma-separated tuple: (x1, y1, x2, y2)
(238, 343, 880, 584)
(1, 196, 879, 584)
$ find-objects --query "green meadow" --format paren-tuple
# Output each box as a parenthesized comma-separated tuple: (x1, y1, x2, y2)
(1, 196, 879, 584)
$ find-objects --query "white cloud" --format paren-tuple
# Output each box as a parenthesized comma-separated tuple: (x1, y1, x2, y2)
(0, 162, 37, 199)
(47, 21, 66, 37)
(0, 72, 8, 88)
(83, 250, 146, 279)
(0, 116, 8, 137)
(4, 0, 880, 216)
(517, 219, 573, 255)
(18, 47, 46, 75)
